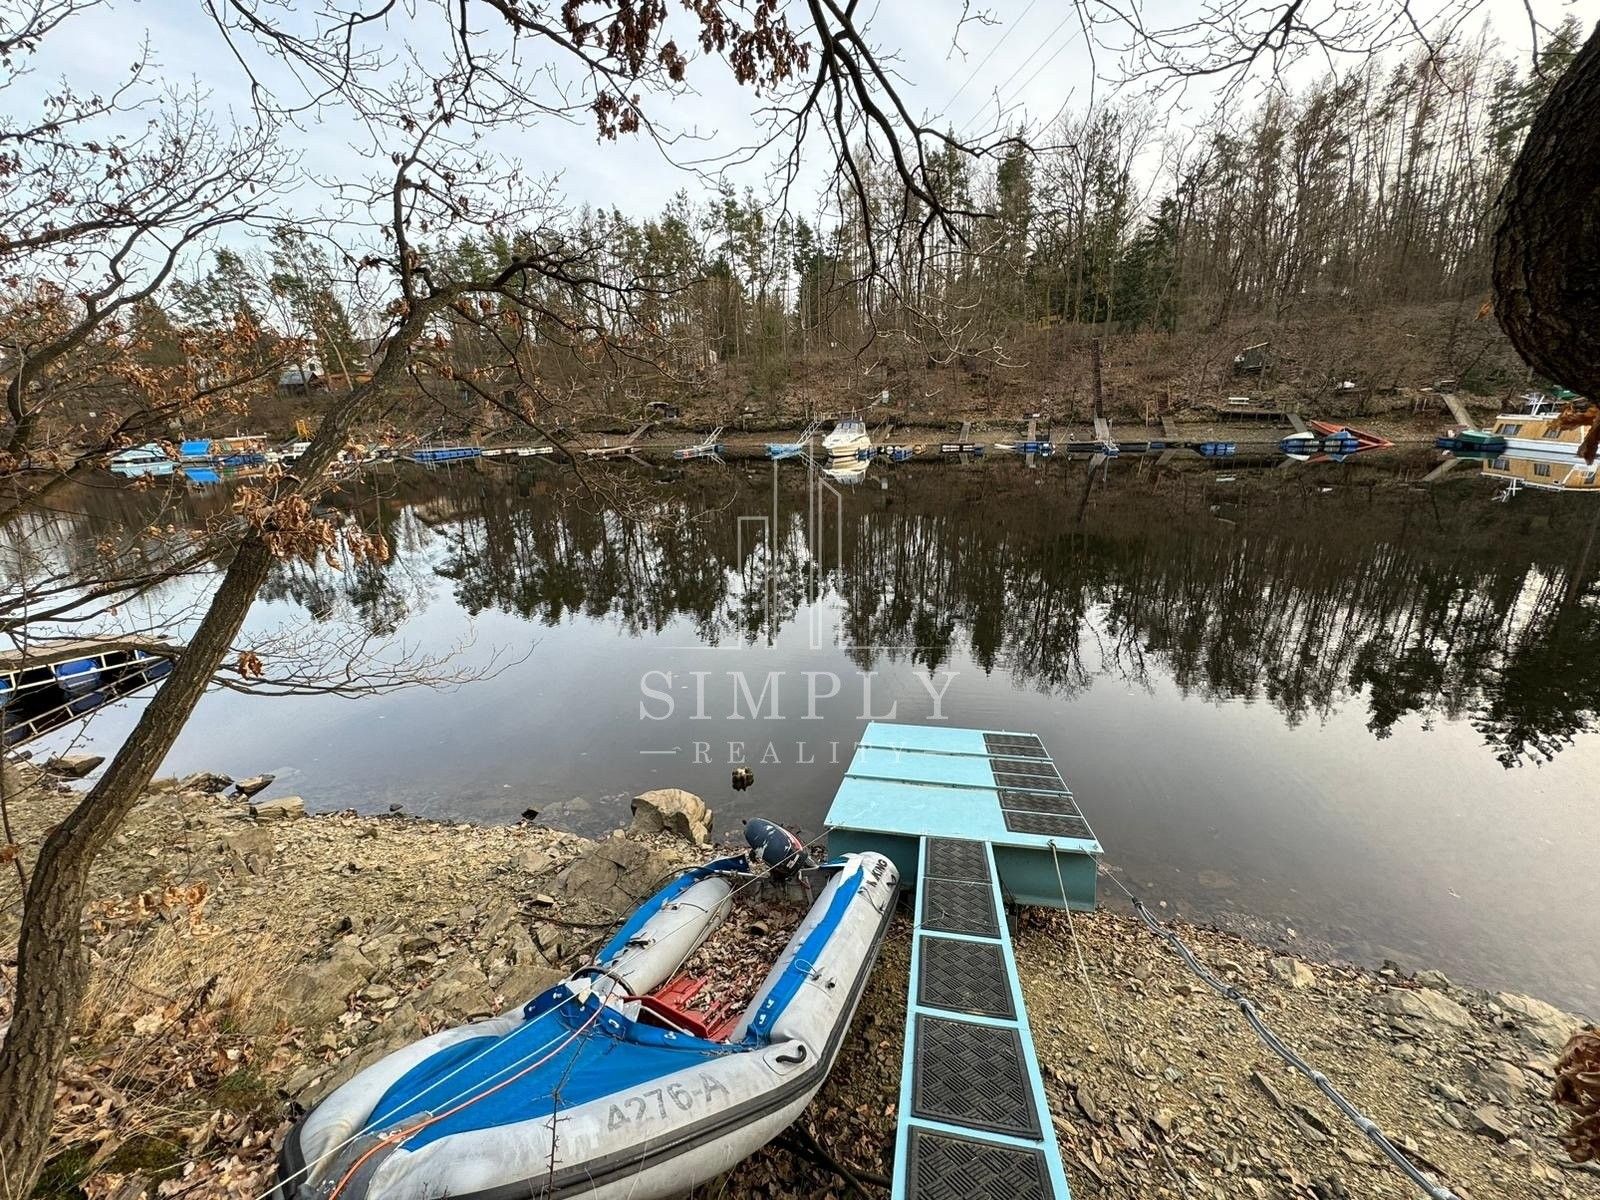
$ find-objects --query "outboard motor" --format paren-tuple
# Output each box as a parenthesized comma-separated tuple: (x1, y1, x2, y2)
(744, 817, 816, 878)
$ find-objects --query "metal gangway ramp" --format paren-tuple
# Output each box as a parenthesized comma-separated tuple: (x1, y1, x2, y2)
(826, 722, 1098, 1200)
(895, 835, 1068, 1198)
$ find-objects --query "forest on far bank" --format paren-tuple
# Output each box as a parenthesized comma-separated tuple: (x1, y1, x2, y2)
(124, 20, 1584, 438)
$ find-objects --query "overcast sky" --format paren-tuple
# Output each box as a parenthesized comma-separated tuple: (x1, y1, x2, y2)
(17, 0, 1595, 230)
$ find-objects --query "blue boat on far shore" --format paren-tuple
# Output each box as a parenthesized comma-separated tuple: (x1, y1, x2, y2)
(408, 445, 483, 465)
(0, 639, 177, 748)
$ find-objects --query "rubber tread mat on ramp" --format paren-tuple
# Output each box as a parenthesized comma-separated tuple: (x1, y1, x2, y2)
(997, 789, 1084, 818)
(925, 838, 990, 882)
(911, 1015, 1041, 1137)
(991, 772, 1070, 795)
(917, 936, 1015, 1019)
(920, 878, 998, 936)
(1002, 809, 1094, 839)
(906, 1128, 1055, 1200)
(989, 758, 1067, 787)
(981, 732, 1048, 759)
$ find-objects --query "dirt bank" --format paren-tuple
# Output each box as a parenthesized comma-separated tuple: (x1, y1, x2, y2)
(1, 766, 1592, 1199)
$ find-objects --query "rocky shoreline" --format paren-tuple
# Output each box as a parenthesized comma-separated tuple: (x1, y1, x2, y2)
(1, 764, 1594, 1199)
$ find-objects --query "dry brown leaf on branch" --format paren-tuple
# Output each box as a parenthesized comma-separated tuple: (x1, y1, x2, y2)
(1554, 1026, 1600, 1162)
(1580, 414, 1600, 466)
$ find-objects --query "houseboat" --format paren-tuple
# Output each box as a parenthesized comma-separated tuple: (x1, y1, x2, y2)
(1489, 398, 1599, 464)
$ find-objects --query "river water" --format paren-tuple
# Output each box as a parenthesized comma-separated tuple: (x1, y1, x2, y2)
(20, 452, 1600, 1010)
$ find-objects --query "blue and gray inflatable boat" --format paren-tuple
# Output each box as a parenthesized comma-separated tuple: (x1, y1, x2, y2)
(275, 848, 899, 1199)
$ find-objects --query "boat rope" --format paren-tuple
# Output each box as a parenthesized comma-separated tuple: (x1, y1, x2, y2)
(259, 997, 579, 1200)
(1049, 844, 1194, 1200)
(541, 987, 607, 1197)
(326, 1000, 608, 1200)
(773, 1123, 889, 1196)
(1088, 853, 1461, 1200)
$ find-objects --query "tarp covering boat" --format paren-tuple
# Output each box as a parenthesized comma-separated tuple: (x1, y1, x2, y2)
(1309, 420, 1393, 451)
(275, 848, 898, 1200)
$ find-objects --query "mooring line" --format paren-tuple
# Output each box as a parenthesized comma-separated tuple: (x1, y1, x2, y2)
(1085, 852, 1461, 1200)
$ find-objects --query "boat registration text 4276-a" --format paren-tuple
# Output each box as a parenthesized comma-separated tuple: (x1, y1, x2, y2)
(606, 1074, 731, 1130)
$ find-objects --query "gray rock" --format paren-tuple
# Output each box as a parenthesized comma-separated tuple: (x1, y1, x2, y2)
(415, 956, 495, 1020)
(232, 773, 275, 798)
(1250, 1068, 1287, 1108)
(1294, 1104, 1333, 1137)
(1368, 987, 1473, 1033)
(182, 771, 233, 793)
(1492, 990, 1586, 1051)
(495, 962, 563, 1005)
(556, 837, 673, 912)
(533, 923, 563, 958)
(399, 932, 439, 957)
(45, 753, 104, 778)
(1269, 956, 1315, 989)
(250, 795, 306, 821)
(1074, 1086, 1103, 1124)
(219, 826, 275, 875)
(284, 941, 376, 1023)
(1414, 969, 1452, 990)
(479, 900, 520, 940)
(507, 847, 555, 876)
(1470, 1105, 1515, 1142)
(1468, 1060, 1530, 1104)
(360, 932, 403, 971)
(629, 787, 713, 845)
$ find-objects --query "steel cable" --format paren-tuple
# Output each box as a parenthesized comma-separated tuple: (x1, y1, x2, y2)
(1091, 856, 1461, 1200)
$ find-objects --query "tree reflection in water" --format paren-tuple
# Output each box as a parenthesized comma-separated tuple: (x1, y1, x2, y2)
(23, 457, 1600, 770)
(365, 461, 1600, 769)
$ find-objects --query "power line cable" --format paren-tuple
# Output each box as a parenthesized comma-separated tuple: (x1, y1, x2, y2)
(955, 10, 1074, 137)
(959, 18, 1085, 141)
(935, 0, 1040, 122)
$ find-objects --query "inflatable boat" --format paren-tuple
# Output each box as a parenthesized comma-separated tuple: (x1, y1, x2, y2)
(274, 842, 899, 1200)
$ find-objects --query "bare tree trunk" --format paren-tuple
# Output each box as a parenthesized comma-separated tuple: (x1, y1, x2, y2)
(1091, 337, 1105, 420)
(0, 537, 273, 1196)
(0, 296, 423, 1191)
(1493, 24, 1600, 400)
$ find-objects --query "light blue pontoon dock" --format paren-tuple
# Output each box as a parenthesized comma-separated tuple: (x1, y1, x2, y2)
(825, 721, 1101, 1200)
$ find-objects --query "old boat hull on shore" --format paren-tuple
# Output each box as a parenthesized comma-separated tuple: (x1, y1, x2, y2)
(274, 851, 898, 1200)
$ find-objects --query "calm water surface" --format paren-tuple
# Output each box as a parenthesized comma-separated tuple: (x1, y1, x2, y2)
(25, 454, 1600, 1010)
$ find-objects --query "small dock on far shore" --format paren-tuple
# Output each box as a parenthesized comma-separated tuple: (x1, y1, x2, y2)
(1440, 392, 1476, 429)
(1, 637, 180, 748)
(827, 721, 1099, 1199)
